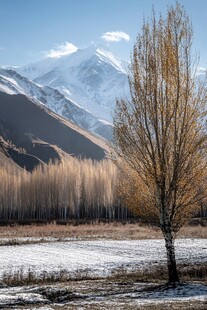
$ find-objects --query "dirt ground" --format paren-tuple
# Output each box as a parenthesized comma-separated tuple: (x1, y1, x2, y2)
(1, 278, 207, 310)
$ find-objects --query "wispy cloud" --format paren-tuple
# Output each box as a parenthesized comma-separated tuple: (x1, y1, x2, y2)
(101, 31, 130, 42)
(44, 42, 78, 58)
(0, 47, 5, 51)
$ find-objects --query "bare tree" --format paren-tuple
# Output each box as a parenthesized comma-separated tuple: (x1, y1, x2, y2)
(114, 3, 207, 284)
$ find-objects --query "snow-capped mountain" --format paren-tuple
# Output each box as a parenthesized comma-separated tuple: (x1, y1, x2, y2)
(0, 68, 113, 140)
(17, 44, 130, 123)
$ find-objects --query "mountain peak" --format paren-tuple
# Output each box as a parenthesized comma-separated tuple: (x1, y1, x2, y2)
(15, 44, 129, 124)
(17, 43, 128, 79)
(56, 43, 126, 73)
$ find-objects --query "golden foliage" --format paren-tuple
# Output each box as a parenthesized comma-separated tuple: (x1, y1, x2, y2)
(117, 161, 159, 223)
(114, 2, 207, 234)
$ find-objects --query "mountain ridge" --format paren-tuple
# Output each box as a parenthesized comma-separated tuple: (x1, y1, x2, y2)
(0, 68, 113, 140)
(16, 44, 130, 123)
(0, 91, 108, 170)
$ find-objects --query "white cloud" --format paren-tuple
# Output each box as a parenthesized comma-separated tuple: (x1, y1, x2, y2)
(101, 31, 130, 42)
(44, 42, 78, 58)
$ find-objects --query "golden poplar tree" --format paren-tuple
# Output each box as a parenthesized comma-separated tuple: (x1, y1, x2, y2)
(114, 3, 207, 284)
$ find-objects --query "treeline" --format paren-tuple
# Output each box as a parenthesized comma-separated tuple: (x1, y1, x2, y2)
(0, 158, 130, 222)
(0, 157, 206, 224)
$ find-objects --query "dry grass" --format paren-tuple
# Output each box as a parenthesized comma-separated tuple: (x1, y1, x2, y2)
(110, 263, 207, 283)
(0, 222, 206, 241)
(2, 267, 98, 286)
(2, 260, 207, 287)
(177, 225, 207, 238)
(0, 222, 162, 240)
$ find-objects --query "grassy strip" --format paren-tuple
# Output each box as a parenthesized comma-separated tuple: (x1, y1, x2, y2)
(2, 263, 207, 287)
(0, 223, 206, 241)
(111, 263, 207, 283)
(0, 222, 163, 242)
(2, 268, 101, 286)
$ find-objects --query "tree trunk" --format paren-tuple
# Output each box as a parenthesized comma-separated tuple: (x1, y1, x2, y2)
(164, 232, 180, 284)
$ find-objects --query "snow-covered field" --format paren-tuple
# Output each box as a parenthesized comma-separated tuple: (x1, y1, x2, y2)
(0, 238, 207, 278)
(0, 238, 206, 308)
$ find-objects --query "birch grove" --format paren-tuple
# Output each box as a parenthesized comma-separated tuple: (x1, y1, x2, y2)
(0, 157, 129, 222)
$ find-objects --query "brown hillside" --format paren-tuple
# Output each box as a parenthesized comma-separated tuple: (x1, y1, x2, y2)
(0, 137, 43, 172)
(0, 92, 107, 167)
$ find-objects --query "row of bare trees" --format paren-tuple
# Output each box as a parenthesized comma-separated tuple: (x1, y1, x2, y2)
(0, 154, 206, 223)
(0, 157, 130, 222)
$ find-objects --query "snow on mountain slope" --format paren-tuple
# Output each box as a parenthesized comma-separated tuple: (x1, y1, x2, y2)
(0, 68, 113, 140)
(17, 45, 130, 122)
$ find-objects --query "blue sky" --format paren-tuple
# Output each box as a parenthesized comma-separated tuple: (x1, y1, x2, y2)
(0, 0, 207, 66)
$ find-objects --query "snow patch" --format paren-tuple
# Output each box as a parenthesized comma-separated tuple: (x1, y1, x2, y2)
(0, 83, 17, 95)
